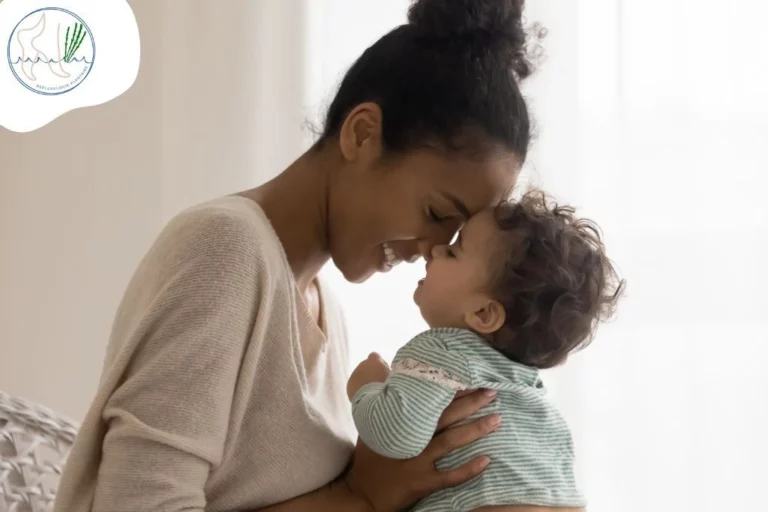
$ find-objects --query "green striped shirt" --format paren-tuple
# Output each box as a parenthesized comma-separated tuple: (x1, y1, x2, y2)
(352, 327, 586, 510)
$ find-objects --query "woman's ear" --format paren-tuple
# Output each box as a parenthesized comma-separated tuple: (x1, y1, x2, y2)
(338, 102, 383, 163)
(464, 298, 506, 334)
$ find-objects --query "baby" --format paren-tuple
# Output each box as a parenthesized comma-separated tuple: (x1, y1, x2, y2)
(347, 190, 624, 511)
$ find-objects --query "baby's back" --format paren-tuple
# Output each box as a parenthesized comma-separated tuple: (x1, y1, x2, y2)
(415, 386, 585, 511)
(413, 338, 587, 511)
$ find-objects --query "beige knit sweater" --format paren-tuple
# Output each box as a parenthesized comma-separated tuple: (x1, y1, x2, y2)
(54, 196, 357, 512)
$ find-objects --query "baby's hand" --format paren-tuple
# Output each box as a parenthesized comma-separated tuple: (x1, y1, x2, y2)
(347, 353, 391, 400)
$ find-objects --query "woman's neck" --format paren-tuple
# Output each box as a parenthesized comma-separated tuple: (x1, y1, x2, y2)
(241, 145, 336, 293)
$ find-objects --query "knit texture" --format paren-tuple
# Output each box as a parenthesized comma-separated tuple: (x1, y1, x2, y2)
(352, 327, 586, 510)
(54, 196, 356, 512)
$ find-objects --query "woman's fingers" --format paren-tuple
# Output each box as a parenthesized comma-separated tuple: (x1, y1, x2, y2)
(430, 455, 491, 490)
(437, 389, 497, 430)
(427, 413, 501, 459)
(417, 416, 499, 496)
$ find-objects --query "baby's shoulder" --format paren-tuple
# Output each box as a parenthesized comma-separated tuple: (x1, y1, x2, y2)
(401, 327, 480, 353)
(391, 328, 479, 382)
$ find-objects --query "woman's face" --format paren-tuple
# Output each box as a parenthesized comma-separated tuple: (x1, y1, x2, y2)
(328, 140, 519, 284)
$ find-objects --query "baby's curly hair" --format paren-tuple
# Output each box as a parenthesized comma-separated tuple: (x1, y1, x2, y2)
(487, 190, 625, 369)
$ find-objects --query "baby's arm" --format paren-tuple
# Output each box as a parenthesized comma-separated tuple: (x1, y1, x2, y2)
(351, 333, 470, 459)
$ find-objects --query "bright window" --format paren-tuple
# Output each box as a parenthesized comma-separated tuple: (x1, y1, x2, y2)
(310, 2, 768, 510)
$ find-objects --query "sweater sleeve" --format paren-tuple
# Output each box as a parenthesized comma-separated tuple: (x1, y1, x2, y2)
(90, 208, 264, 512)
(351, 331, 471, 459)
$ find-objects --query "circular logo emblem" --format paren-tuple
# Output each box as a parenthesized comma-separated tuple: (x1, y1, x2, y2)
(7, 8, 95, 95)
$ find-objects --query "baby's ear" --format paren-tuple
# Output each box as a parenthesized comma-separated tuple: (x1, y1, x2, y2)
(465, 297, 506, 334)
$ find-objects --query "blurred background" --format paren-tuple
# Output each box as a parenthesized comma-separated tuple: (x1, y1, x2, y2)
(1, 1, 766, 511)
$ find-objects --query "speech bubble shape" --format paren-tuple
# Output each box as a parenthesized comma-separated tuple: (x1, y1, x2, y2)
(0, 0, 140, 132)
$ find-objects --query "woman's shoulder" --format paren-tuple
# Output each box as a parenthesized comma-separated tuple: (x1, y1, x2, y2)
(164, 195, 278, 247)
(151, 195, 287, 276)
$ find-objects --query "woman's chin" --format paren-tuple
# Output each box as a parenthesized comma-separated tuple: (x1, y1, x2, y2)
(338, 261, 376, 284)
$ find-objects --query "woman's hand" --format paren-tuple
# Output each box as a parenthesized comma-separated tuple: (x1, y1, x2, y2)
(343, 389, 500, 512)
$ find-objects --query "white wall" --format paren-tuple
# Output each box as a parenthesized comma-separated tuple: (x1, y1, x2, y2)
(0, 0, 311, 420)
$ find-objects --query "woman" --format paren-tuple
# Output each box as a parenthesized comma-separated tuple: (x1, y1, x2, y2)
(56, 1, 577, 511)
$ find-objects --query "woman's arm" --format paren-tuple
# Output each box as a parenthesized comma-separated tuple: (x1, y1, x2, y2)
(71, 212, 265, 512)
(253, 479, 370, 512)
(254, 390, 499, 512)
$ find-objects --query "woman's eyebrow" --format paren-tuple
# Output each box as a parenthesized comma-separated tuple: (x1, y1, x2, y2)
(441, 192, 471, 220)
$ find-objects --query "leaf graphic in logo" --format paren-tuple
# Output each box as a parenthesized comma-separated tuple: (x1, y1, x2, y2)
(63, 22, 86, 63)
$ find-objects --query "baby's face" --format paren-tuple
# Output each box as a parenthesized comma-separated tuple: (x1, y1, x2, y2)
(413, 209, 501, 328)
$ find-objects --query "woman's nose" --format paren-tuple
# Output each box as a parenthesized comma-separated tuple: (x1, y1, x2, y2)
(414, 224, 458, 262)
(423, 243, 450, 263)
(418, 239, 434, 262)
(419, 235, 454, 262)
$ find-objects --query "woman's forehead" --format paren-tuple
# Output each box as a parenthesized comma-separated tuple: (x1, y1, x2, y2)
(420, 152, 518, 211)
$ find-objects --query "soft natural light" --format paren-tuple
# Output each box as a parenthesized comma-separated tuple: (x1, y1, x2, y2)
(310, 2, 768, 511)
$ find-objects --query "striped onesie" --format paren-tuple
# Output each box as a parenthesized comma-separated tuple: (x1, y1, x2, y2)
(351, 327, 587, 511)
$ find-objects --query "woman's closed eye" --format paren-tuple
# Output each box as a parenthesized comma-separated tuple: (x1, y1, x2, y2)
(426, 207, 464, 247)
(427, 207, 446, 223)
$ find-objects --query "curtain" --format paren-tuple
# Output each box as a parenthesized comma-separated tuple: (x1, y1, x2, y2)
(316, 1, 768, 511)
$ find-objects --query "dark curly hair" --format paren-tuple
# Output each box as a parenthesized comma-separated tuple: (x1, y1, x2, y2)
(487, 190, 625, 369)
(317, 0, 544, 160)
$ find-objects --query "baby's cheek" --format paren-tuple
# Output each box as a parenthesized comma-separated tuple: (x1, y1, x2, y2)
(423, 298, 457, 327)
(418, 296, 443, 327)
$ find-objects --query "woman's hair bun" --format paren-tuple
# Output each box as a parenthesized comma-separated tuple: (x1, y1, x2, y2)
(407, 0, 543, 80)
